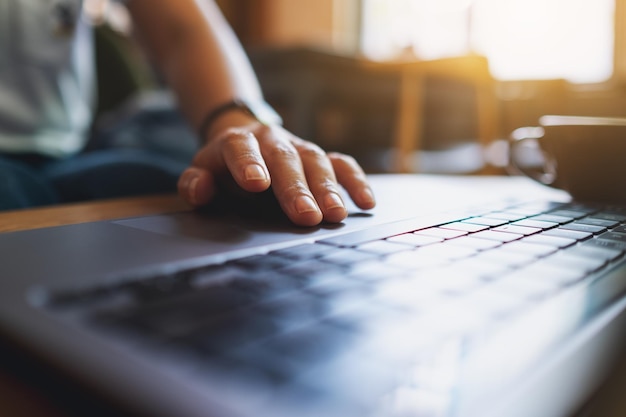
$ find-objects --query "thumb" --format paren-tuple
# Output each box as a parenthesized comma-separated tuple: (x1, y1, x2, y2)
(177, 167, 217, 206)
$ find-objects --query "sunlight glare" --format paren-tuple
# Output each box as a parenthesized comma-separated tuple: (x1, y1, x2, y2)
(361, 0, 615, 83)
(472, 0, 614, 82)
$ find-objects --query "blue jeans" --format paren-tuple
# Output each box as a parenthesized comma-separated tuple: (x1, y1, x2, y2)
(0, 108, 198, 211)
(0, 149, 190, 211)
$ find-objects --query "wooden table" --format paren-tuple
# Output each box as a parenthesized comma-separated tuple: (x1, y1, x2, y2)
(0, 194, 190, 234)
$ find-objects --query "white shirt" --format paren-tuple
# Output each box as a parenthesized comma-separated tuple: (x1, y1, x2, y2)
(0, 0, 95, 158)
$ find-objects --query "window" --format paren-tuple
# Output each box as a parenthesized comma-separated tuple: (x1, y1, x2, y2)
(361, 0, 615, 83)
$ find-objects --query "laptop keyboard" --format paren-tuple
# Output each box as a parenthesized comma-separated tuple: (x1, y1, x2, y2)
(45, 200, 626, 416)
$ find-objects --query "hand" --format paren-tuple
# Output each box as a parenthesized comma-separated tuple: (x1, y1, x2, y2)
(177, 121, 376, 226)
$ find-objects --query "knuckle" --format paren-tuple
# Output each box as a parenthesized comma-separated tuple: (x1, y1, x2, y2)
(328, 152, 354, 164)
(255, 123, 274, 137)
(297, 142, 326, 160)
(221, 130, 254, 146)
(266, 142, 298, 160)
(282, 181, 310, 196)
(219, 132, 260, 159)
(318, 179, 339, 191)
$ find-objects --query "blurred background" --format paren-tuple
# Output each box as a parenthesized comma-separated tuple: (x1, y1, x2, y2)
(86, 0, 626, 176)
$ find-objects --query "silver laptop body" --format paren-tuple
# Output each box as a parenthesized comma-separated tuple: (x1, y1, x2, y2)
(1, 174, 625, 417)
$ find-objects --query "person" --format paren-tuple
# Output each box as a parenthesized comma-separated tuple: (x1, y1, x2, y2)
(0, 0, 375, 226)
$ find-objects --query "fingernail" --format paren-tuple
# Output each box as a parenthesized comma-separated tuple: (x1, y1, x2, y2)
(188, 176, 199, 205)
(324, 192, 344, 210)
(245, 164, 268, 181)
(294, 195, 319, 214)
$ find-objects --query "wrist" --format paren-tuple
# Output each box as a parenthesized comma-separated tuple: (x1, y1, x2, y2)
(198, 99, 283, 144)
(205, 111, 261, 142)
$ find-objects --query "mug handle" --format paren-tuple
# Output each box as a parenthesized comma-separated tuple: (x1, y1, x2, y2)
(508, 126, 559, 187)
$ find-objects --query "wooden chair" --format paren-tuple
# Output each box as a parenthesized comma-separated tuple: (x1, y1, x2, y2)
(364, 55, 499, 173)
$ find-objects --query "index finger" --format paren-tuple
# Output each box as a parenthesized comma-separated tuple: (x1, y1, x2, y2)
(256, 131, 324, 226)
(193, 128, 271, 193)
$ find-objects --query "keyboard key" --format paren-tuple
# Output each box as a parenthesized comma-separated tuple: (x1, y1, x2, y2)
(521, 234, 576, 249)
(228, 274, 302, 300)
(413, 243, 477, 260)
(356, 240, 412, 255)
(472, 230, 523, 243)
(472, 249, 536, 268)
(492, 224, 542, 236)
(542, 228, 592, 241)
(304, 275, 369, 297)
(414, 227, 468, 239)
(590, 212, 626, 222)
(386, 250, 450, 270)
(345, 261, 407, 282)
(440, 222, 489, 233)
(232, 254, 294, 271)
(387, 233, 443, 246)
(448, 258, 511, 280)
(415, 266, 486, 294)
(576, 217, 620, 228)
(462, 217, 509, 227)
(498, 241, 557, 258)
(320, 249, 378, 266)
(504, 207, 547, 217)
(250, 321, 358, 366)
(446, 236, 502, 250)
(190, 265, 247, 289)
(459, 288, 527, 319)
(319, 286, 377, 317)
(512, 219, 558, 230)
(564, 245, 623, 263)
(483, 211, 528, 221)
(584, 238, 626, 252)
(128, 273, 195, 303)
(414, 305, 491, 338)
(489, 270, 561, 301)
(560, 223, 607, 234)
(597, 232, 626, 244)
(549, 209, 589, 220)
(539, 252, 606, 275)
(181, 311, 282, 354)
(272, 243, 336, 260)
(530, 214, 575, 224)
(280, 259, 344, 279)
(255, 293, 332, 331)
(370, 286, 439, 317)
(509, 262, 587, 287)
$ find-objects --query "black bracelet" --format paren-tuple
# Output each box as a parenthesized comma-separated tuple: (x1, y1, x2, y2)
(198, 99, 252, 143)
(197, 99, 283, 143)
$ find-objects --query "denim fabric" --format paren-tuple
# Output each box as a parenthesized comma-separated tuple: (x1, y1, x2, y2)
(43, 148, 189, 203)
(0, 100, 200, 211)
(0, 156, 59, 210)
(0, 147, 189, 211)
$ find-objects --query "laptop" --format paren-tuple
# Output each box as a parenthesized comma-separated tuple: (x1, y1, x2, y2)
(1, 173, 626, 417)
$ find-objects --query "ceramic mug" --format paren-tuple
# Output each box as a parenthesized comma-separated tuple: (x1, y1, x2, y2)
(509, 115, 626, 203)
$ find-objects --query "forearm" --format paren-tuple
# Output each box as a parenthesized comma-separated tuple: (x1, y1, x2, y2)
(125, 0, 375, 226)
(125, 0, 263, 131)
